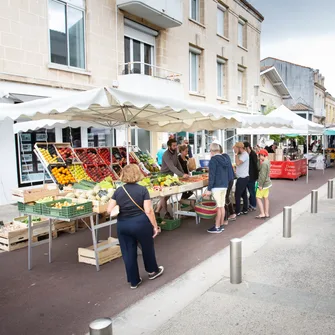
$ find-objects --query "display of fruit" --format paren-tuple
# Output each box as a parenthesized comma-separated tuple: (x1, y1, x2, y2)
(74, 149, 92, 164)
(36, 196, 54, 203)
(98, 148, 111, 165)
(52, 201, 72, 208)
(87, 149, 104, 164)
(99, 165, 118, 180)
(39, 147, 63, 164)
(68, 164, 92, 182)
(57, 147, 80, 163)
(85, 165, 103, 182)
(51, 166, 76, 185)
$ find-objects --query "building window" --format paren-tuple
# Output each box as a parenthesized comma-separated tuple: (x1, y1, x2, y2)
(190, 0, 200, 21)
(260, 105, 266, 114)
(238, 19, 247, 48)
(237, 67, 246, 103)
(217, 57, 226, 99)
(124, 20, 156, 75)
(189, 46, 201, 93)
(48, 0, 86, 69)
(217, 4, 228, 37)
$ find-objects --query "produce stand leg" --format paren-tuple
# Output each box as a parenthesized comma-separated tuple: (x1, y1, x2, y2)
(90, 215, 100, 272)
(48, 218, 52, 263)
(95, 214, 99, 241)
(28, 215, 32, 270)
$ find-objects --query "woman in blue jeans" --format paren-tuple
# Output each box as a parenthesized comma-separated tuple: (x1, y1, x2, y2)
(107, 164, 164, 289)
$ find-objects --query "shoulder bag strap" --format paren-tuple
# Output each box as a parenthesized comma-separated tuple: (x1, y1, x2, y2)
(121, 185, 145, 213)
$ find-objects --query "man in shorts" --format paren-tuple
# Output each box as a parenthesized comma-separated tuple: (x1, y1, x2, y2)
(204, 143, 230, 233)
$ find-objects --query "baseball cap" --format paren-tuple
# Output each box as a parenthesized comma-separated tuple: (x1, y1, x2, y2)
(259, 149, 269, 157)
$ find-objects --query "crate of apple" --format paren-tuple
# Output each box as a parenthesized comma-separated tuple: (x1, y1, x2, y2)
(85, 165, 103, 182)
(87, 149, 105, 165)
(98, 148, 111, 165)
(74, 149, 92, 164)
(57, 147, 81, 164)
(99, 165, 118, 181)
(112, 147, 122, 162)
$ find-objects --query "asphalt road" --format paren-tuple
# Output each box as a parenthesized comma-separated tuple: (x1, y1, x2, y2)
(0, 169, 334, 335)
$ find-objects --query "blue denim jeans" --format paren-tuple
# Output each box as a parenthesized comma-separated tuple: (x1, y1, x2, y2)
(247, 180, 256, 209)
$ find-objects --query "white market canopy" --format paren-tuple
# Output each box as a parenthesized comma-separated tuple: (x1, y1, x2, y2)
(0, 87, 293, 132)
(237, 105, 324, 136)
(13, 119, 110, 134)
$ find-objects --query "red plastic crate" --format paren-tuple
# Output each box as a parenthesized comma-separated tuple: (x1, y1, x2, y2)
(74, 148, 92, 164)
(86, 148, 105, 165)
(84, 165, 104, 182)
(98, 148, 111, 165)
(99, 165, 118, 181)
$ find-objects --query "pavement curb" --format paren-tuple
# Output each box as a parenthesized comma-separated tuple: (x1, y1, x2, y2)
(109, 180, 330, 335)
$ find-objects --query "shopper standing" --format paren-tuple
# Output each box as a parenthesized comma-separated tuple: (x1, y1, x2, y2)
(232, 142, 249, 217)
(244, 141, 259, 211)
(255, 149, 272, 219)
(156, 143, 167, 166)
(107, 164, 164, 289)
(204, 143, 230, 233)
(178, 144, 192, 200)
(182, 137, 193, 158)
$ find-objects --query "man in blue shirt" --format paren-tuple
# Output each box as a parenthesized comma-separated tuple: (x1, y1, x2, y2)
(156, 143, 167, 166)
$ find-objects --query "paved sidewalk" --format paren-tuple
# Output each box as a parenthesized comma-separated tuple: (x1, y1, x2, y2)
(112, 181, 335, 334)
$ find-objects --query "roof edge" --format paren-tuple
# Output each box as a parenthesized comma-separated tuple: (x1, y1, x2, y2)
(238, 0, 264, 22)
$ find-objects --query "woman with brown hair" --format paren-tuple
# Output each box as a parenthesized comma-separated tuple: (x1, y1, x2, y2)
(107, 164, 164, 289)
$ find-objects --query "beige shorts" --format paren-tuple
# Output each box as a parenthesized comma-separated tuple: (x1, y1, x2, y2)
(212, 188, 227, 208)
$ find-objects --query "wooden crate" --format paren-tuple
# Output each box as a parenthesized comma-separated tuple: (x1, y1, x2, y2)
(160, 186, 180, 197)
(53, 221, 76, 237)
(13, 216, 52, 236)
(78, 237, 122, 266)
(32, 230, 57, 243)
(92, 200, 108, 214)
(0, 222, 28, 251)
(12, 185, 59, 203)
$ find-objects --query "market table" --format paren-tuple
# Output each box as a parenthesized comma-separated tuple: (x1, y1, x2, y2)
(270, 159, 307, 180)
(21, 212, 118, 272)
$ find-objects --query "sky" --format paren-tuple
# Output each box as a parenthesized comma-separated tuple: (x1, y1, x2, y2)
(248, 0, 335, 94)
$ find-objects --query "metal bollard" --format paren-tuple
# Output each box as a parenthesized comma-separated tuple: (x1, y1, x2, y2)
(230, 238, 242, 284)
(311, 190, 318, 214)
(328, 180, 334, 199)
(89, 318, 113, 335)
(283, 206, 292, 238)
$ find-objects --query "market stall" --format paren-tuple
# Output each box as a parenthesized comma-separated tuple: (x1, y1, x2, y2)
(1, 88, 295, 271)
(237, 105, 325, 182)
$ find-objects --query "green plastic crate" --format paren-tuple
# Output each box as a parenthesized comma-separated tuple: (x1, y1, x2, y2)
(158, 218, 181, 231)
(42, 199, 92, 218)
(18, 202, 43, 215)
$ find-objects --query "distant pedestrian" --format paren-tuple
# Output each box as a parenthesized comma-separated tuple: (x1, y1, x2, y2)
(244, 141, 259, 211)
(156, 143, 167, 166)
(255, 149, 272, 219)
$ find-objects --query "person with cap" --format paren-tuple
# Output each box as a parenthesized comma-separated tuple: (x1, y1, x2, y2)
(255, 149, 272, 219)
(244, 141, 259, 211)
(265, 142, 277, 154)
(231, 142, 249, 218)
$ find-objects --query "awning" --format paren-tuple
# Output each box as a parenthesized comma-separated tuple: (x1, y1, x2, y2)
(0, 87, 293, 132)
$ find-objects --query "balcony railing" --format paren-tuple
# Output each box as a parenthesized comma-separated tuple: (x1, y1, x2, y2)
(119, 62, 182, 82)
